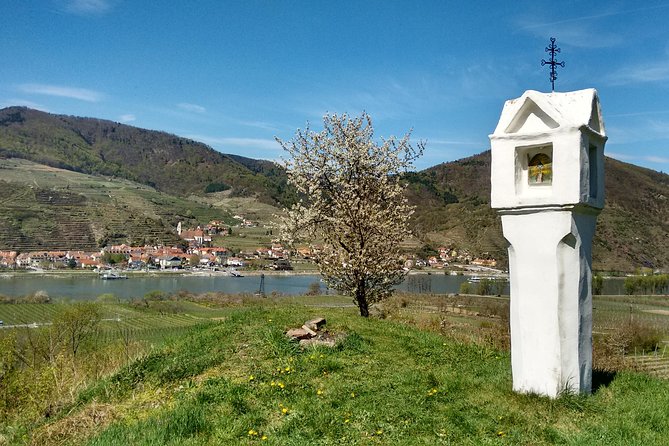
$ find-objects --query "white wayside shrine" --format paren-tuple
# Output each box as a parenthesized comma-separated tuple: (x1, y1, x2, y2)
(489, 89, 606, 397)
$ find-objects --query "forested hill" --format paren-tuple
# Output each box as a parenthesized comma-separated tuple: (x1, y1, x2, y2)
(407, 151, 669, 271)
(0, 106, 293, 204)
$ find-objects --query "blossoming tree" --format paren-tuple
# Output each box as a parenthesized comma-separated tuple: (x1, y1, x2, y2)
(277, 112, 423, 317)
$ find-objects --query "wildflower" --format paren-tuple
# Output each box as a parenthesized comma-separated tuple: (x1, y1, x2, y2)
(261, 435, 268, 441)
(350, 392, 356, 398)
(248, 429, 258, 437)
(249, 375, 255, 381)
(278, 382, 285, 389)
(497, 431, 506, 437)
(344, 419, 350, 424)
(376, 429, 383, 435)
(317, 389, 323, 396)
(282, 407, 289, 415)
(270, 381, 276, 387)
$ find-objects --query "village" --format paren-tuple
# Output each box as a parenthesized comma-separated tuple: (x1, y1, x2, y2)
(0, 217, 499, 273)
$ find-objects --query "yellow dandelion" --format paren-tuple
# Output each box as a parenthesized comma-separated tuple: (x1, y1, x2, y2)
(317, 389, 323, 395)
(261, 435, 268, 441)
(282, 407, 289, 415)
(344, 419, 350, 424)
(249, 375, 255, 381)
(351, 392, 356, 398)
(376, 429, 383, 435)
(270, 381, 276, 386)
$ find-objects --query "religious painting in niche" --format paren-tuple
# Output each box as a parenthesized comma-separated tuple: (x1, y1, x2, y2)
(528, 153, 552, 185)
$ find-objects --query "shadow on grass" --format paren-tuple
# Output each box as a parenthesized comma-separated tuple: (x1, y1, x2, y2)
(592, 369, 617, 392)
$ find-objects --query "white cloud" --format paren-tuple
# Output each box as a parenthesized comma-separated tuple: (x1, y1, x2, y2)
(119, 114, 136, 122)
(518, 4, 669, 48)
(605, 151, 635, 161)
(18, 83, 103, 102)
(607, 62, 669, 85)
(646, 155, 669, 164)
(518, 18, 622, 49)
(187, 135, 280, 151)
(177, 103, 206, 114)
(607, 151, 669, 164)
(64, 0, 112, 15)
(235, 119, 281, 132)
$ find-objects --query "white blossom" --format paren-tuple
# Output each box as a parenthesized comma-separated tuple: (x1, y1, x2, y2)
(276, 112, 424, 317)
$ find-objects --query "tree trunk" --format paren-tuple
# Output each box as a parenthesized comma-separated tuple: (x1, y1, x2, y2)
(356, 280, 369, 317)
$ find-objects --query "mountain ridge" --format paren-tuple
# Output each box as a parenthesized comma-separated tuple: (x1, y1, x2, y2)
(1, 106, 667, 271)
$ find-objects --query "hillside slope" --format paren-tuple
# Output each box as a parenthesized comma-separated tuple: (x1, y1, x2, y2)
(0, 106, 293, 204)
(0, 158, 235, 250)
(409, 151, 669, 271)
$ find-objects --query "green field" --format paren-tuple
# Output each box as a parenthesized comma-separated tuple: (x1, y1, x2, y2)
(1, 292, 669, 445)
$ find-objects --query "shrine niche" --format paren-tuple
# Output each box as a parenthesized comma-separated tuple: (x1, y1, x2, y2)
(528, 153, 552, 185)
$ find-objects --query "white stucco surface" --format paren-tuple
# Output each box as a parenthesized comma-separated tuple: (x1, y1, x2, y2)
(489, 89, 606, 211)
(490, 89, 606, 397)
(502, 209, 596, 396)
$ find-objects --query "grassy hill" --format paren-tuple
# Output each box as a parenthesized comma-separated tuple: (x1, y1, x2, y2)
(3, 299, 669, 445)
(0, 106, 294, 204)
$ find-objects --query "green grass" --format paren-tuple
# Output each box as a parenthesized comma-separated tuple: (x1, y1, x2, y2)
(0, 303, 64, 325)
(15, 302, 668, 446)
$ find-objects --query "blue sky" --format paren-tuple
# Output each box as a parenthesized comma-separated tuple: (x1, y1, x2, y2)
(2, 0, 669, 172)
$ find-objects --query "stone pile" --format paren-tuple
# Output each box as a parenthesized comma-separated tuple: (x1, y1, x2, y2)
(285, 317, 338, 347)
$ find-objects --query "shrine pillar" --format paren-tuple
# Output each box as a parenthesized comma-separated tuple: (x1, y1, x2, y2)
(489, 89, 606, 397)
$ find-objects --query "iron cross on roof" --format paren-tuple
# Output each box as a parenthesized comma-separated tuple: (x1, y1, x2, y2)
(541, 37, 565, 92)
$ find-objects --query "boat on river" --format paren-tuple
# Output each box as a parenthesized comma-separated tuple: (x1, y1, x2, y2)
(99, 272, 128, 280)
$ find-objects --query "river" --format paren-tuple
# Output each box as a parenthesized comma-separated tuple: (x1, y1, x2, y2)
(0, 272, 625, 300)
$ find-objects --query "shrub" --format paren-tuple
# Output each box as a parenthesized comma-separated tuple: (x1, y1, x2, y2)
(592, 274, 604, 295)
(459, 281, 471, 294)
(25, 290, 50, 303)
(476, 278, 493, 296)
(204, 182, 230, 193)
(305, 281, 321, 296)
(144, 290, 168, 301)
(604, 320, 663, 355)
